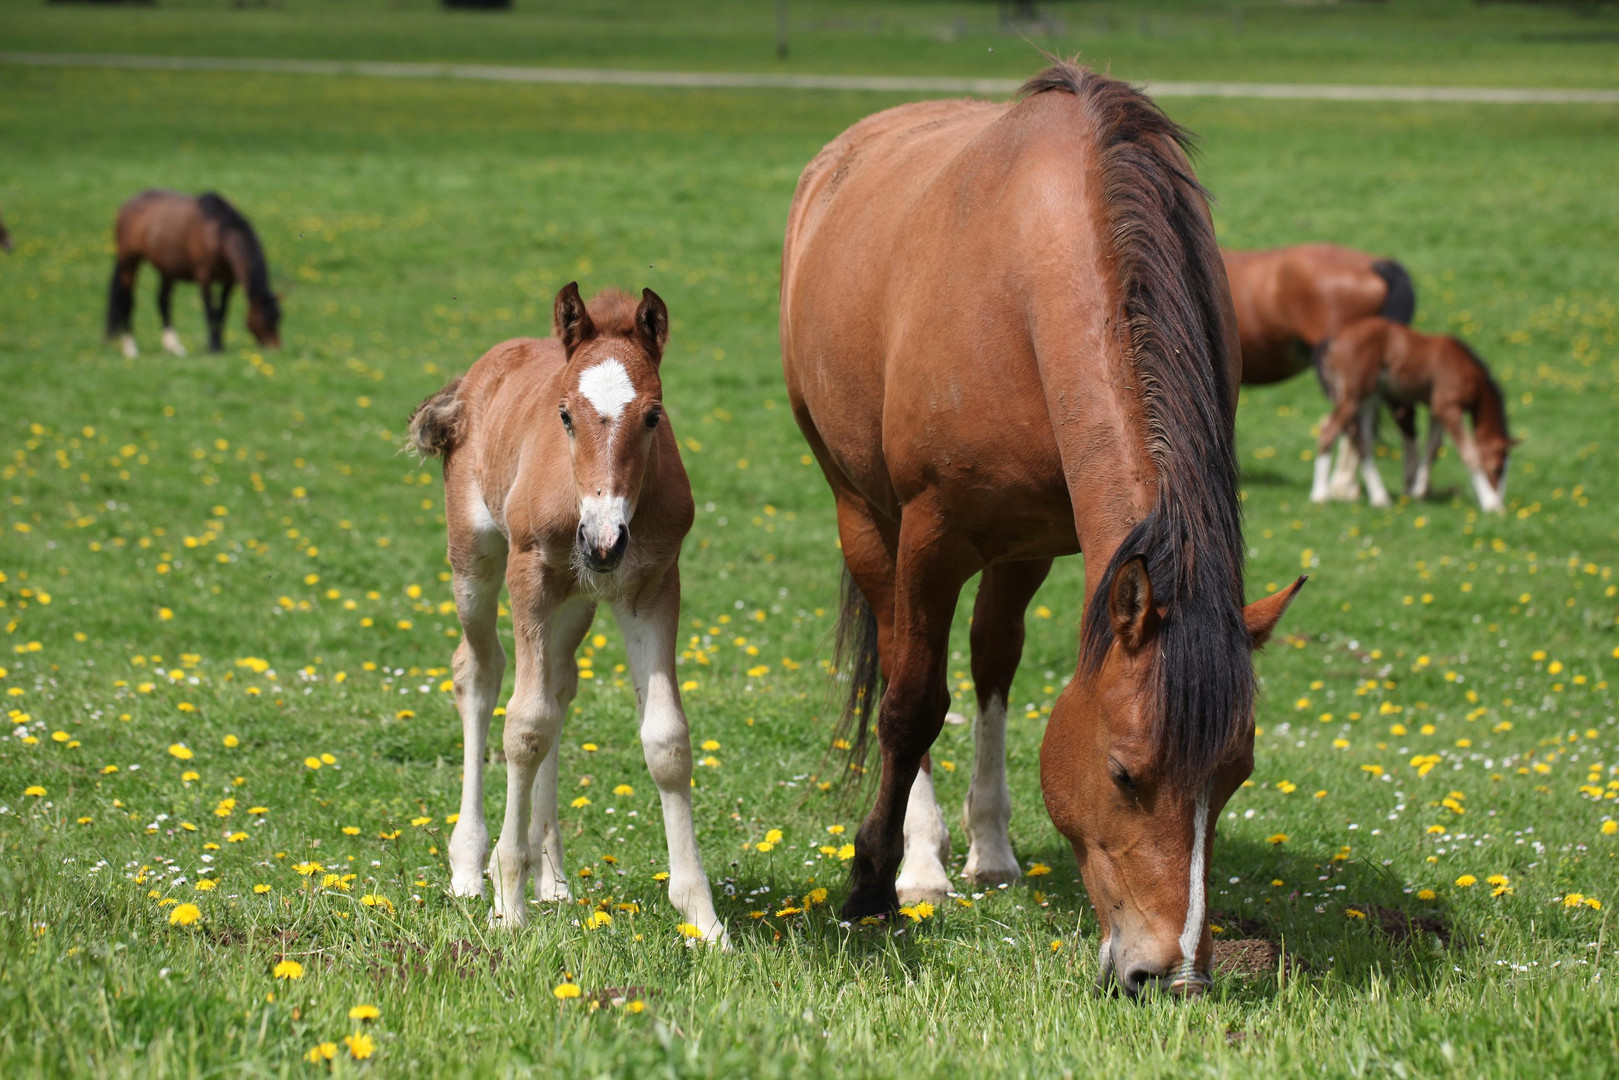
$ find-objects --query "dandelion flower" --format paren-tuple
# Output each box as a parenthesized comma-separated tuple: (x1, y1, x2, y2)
(253, 884, 272, 894)
(348, 1004, 381, 1022)
(1455, 875, 1477, 888)
(1026, 863, 1052, 877)
(553, 982, 582, 999)
(168, 903, 202, 926)
(23, 785, 45, 797)
(305, 1043, 336, 1063)
(168, 744, 193, 760)
(1417, 889, 1436, 901)
(898, 901, 935, 922)
(1266, 833, 1289, 845)
(585, 910, 612, 929)
(343, 1033, 375, 1060)
(273, 959, 305, 979)
(676, 923, 705, 940)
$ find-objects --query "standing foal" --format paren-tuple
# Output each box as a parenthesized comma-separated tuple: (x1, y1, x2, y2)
(1310, 316, 1516, 512)
(409, 283, 725, 942)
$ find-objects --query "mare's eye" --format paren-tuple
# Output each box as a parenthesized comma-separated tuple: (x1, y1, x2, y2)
(1108, 758, 1136, 792)
(559, 406, 573, 433)
(645, 406, 663, 429)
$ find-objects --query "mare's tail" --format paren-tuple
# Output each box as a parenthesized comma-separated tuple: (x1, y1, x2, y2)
(1371, 259, 1416, 325)
(105, 260, 135, 339)
(406, 378, 466, 459)
(830, 567, 882, 790)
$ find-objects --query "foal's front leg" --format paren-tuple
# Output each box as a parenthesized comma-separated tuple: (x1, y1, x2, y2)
(1355, 402, 1392, 508)
(615, 567, 727, 945)
(488, 561, 591, 927)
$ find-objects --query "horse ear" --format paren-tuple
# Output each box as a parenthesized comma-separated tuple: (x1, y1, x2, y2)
(1245, 575, 1307, 649)
(554, 282, 594, 356)
(635, 288, 670, 360)
(1109, 556, 1159, 654)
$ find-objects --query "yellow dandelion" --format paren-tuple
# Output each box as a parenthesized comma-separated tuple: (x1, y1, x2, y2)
(1455, 875, 1477, 888)
(348, 1004, 381, 1022)
(553, 982, 582, 999)
(23, 785, 45, 797)
(272, 959, 304, 979)
(344, 1032, 376, 1060)
(167, 744, 193, 760)
(168, 903, 202, 926)
(305, 1043, 337, 1064)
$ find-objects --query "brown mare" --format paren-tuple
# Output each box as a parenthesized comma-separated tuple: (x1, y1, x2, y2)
(1223, 243, 1415, 385)
(1310, 316, 1515, 513)
(409, 283, 726, 943)
(781, 63, 1303, 995)
(106, 190, 282, 359)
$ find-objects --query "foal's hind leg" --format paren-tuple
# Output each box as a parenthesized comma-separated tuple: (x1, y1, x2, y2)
(1355, 402, 1392, 508)
(445, 493, 508, 898)
(157, 277, 186, 357)
(960, 558, 1052, 887)
(844, 504, 979, 921)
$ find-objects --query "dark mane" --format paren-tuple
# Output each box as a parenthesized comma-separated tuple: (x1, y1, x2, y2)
(584, 288, 641, 337)
(197, 192, 278, 317)
(1022, 63, 1253, 787)
(1454, 337, 1510, 438)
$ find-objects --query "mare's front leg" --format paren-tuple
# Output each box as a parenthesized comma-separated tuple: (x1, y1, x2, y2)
(957, 558, 1051, 888)
(616, 565, 727, 945)
(843, 509, 976, 920)
(487, 555, 591, 927)
(157, 276, 186, 357)
(444, 490, 508, 898)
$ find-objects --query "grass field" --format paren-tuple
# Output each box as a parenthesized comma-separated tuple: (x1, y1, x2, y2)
(3, 3, 1619, 1077)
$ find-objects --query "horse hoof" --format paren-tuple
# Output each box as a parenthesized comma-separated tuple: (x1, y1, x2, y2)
(961, 862, 1020, 887)
(448, 874, 485, 899)
(896, 882, 952, 907)
(839, 883, 899, 922)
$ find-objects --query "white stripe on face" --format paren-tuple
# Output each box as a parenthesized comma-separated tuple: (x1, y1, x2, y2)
(578, 358, 635, 422)
(1177, 788, 1210, 967)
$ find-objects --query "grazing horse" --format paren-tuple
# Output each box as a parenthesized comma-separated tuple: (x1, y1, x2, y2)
(0, 206, 12, 253)
(1310, 316, 1515, 513)
(1223, 244, 1415, 386)
(106, 190, 282, 358)
(409, 283, 726, 944)
(781, 62, 1303, 995)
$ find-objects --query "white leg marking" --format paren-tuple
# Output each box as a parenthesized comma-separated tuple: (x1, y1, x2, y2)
(1328, 437, 1361, 500)
(1177, 788, 1210, 967)
(120, 333, 138, 360)
(1471, 467, 1504, 513)
(617, 592, 727, 946)
(1310, 451, 1334, 503)
(962, 693, 1018, 884)
(161, 328, 186, 357)
(1358, 409, 1392, 507)
(528, 741, 571, 902)
(896, 765, 953, 904)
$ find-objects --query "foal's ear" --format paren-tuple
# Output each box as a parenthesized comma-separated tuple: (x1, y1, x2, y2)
(1245, 575, 1307, 649)
(1109, 555, 1159, 654)
(554, 281, 595, 356)
(635, 288, 670, 360)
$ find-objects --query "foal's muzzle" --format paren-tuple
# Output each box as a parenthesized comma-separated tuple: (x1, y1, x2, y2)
(577, 521, 629, 573)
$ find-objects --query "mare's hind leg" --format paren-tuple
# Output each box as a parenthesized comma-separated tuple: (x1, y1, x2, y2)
(1355, 401, 1392, 508)
(616, 564, 727, 944)
(1311, 399, 1359, 503)
(961, 558, 1053, 887)
(844, 501, 979, 920)
(201, 277, 226, 353)
(444, 488, 508, 898)
(157, 277, 186, 357)
(488, 552, 592, 927)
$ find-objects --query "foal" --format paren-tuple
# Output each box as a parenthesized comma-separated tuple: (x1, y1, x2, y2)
(409, 283, 725, 942)
(106, 190, 282, 358)
(1310, 317, 1516, 512)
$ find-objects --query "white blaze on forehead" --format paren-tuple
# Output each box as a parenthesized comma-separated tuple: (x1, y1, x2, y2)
(577, 358, 636, 421)
(1178, 787, 1210, 967)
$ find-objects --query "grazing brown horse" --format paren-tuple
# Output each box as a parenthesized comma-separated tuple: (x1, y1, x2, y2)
(1223, 244, 1415, 385)
(782, 62, 1303, 996)
(409, 283, 726, 944)
(0, 206, 13, 253)
(106, 190, 282, 358)
(1310, 316, 1515, 513)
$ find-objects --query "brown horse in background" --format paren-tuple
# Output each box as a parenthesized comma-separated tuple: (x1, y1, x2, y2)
(409, 283, 726, 944)
(0, 206, 13, 253)
(106, 190, 282, 358)
(1223, 244, 1415, 385)
(782, 62, 1302, 996)
(1311, 316, 1515, 513)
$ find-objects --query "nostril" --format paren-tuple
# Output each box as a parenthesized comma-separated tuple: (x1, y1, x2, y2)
(1121, 966, 1155, 997)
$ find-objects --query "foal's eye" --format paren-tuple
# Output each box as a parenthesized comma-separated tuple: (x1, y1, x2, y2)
(645, 406, 663, 430)
(1108, 758, 1136, 792)
(559, 406, 573, 433)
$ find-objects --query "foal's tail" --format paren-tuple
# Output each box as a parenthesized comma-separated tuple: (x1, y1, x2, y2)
(105, 259, 135, 339)
(1371, 259, 1416, 326)
(830, 567, 882, 790)
(406, 377, 465, 459)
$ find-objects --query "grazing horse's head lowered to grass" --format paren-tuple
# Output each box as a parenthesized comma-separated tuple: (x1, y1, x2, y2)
(0, 206, 12, 253)
(781, 61, 1305, 996)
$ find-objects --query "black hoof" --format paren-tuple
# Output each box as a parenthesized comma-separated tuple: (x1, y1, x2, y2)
(839, 880, 899, 922)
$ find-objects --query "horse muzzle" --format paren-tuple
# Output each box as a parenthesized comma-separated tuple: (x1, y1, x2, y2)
(576, 520, 629, 573)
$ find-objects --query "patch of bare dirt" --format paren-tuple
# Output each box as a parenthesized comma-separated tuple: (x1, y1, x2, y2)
(1367, 905, 1452, 947)
(1213, 938, 1305, 979)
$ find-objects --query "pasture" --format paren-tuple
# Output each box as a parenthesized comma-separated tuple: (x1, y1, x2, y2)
(2, 2, 1618, 1076)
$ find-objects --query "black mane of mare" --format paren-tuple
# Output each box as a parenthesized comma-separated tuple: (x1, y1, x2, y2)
(1021, 63, 1255, 788)
(197, 192, 278, 321)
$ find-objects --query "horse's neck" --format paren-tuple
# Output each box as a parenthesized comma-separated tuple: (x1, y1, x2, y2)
(221, 230, 262, 300)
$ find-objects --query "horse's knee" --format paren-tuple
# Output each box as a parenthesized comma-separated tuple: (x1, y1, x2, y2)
(640, 705, 692, 790)
(452, 636, 505, 694)
(502, 703, 559, 767)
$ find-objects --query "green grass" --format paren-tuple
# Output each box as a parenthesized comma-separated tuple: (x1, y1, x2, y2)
(2, 6, 1619, 1077)
(4, 0, 1619, 88)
